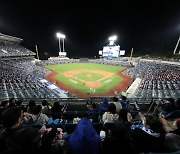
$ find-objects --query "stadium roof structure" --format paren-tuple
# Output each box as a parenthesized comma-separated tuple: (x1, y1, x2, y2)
(0, 33, 23, 43)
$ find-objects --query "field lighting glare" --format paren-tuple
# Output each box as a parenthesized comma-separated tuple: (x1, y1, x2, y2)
(108, 35, 117, 45)
(56, 33, 65, 38)
(109, 35, 117, 41)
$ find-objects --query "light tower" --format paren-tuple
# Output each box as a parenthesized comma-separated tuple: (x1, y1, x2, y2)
(62, 35, 65, 52)
(56, 32, 65, 52)
(173, 36, 180, 55)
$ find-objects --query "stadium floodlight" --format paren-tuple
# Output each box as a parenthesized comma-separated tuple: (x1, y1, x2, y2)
(108, 35, 117, 41)
(108, 35, 117, 45)
(56, 32, 66, 52)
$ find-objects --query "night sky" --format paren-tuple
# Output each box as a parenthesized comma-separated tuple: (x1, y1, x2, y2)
(0, 1, 180, 59)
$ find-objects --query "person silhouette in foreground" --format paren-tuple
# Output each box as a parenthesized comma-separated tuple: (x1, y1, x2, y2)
(66, 117, 101, 154)
(0, 107, 41, 154)
(101, 122, 135, 154)
(160, 117, 180, 152)
(39, 124, 68, 154)
(129, 115, 166, 153)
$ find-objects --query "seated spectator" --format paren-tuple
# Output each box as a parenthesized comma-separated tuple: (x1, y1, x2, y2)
(26, 99, 36, 114)
(112, 96, 122, 114)
(118, 108, 132, 130)
(163, 98, 180, 119)
(0, 100, 9, 113)
(102, 103, 119, 124)
(16, 99, 26, 112)
(88, 103, 100, 122)
(160, 117, 180, 152)
(159, 98, 176, 112)
(51, 102, 63, 120)
(130, 101, 146, 128)
(27, 105, 49, 125)
(0, 101, 10, 126)
(8, 97, 17, 108)
(129, 115, 166, 153)
(66, 117, 101, 154)
(51, 101, 63, 113)
(120, 95, 130, 112)
(86, 100, 93, 110)
(97, 97, 109, 113)
(39, 124, 69, 154)
(88, 102, 98, 112)
(41, 99, 52, 116)
(101, 122, 135, 154)
(0, 107, 42, 154)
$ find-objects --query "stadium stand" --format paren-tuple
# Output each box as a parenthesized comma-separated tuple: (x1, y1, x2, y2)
(0, 33, 68, 102)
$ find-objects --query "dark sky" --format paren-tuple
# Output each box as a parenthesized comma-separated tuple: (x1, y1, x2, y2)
(0, 1, 180, 59)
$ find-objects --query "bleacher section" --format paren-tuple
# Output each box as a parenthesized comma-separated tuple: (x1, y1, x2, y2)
(0, 33, 35, 58)
(37, 78, 68, 98)
(0, 59, 68, 102)
(123, 60, 180, 100)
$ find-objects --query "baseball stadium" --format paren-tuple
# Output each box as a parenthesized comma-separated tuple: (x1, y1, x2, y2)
(0, 33, 179, 103)
(1, 0, 180, 152)
(0, 32, 180, 153)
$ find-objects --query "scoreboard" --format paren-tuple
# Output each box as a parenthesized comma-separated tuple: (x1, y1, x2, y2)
(102, 45, 120, 58)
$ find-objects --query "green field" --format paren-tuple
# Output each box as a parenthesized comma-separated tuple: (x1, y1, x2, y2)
(45, 63, 126, 94)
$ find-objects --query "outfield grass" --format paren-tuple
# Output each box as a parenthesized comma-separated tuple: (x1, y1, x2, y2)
(45, 63, 126, 94)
